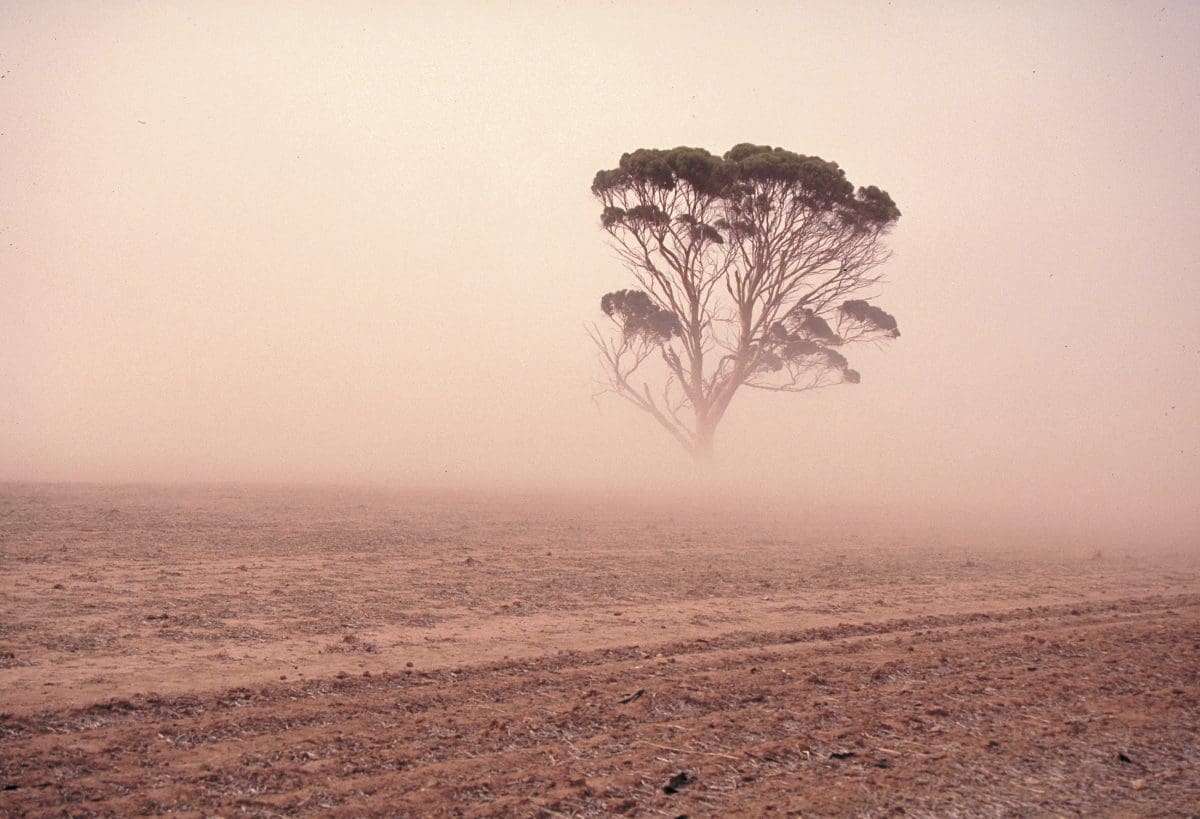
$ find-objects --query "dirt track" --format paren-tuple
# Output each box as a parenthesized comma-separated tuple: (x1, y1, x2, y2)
(2, 485, 1198, 816)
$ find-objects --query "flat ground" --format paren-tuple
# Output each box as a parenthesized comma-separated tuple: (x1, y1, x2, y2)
(1, 484, 1197, 816)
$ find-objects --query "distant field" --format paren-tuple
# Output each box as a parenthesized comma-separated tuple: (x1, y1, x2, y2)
(2, 484, 1198, 815)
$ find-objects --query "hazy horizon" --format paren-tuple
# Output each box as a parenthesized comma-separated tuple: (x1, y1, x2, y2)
(3, 2, 1198, 544)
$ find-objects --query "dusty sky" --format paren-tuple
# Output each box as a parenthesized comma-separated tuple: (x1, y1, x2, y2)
(2, 2, 1198, 540)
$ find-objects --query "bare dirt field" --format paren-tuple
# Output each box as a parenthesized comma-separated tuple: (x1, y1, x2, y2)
(2, 484, 1198, 816)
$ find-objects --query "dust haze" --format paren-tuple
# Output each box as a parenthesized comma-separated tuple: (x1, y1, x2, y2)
(2, 2, 1198, 548)
(3, 5, 1200, 811)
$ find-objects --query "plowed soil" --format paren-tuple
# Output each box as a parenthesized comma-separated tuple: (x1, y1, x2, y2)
(2, 484, 1198, 816)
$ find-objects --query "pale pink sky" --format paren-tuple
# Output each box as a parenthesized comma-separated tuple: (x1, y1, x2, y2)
(2, 2, 1197, 540)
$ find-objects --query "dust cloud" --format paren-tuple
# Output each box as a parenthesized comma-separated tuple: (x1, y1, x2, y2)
(2, 3, 1198, 549)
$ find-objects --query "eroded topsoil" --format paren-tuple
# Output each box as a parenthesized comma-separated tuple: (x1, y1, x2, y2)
(2, 484, 1197, 816)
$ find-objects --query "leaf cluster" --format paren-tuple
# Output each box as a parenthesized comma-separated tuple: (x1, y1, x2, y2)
(600, 289, 682, 343)
(592, 143, 900, 232)
(840, 299, 900, 337)
(758, 307, 858, 383)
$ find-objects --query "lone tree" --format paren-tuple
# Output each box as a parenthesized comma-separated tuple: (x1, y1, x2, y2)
(588, 143, 901, 459)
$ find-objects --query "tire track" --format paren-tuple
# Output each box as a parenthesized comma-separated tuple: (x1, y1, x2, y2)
(3, 594, 1198, 816)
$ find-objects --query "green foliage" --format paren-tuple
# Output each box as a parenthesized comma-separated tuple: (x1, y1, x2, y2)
(756, 340, 854, 378)
(591, 168, 627, 195)
(791, 309, 841, 343)
(855, 185, 901, 223)
(600, 289, 682, 343)
(593, 143, 900, 233)
(841, 299, 900, 337)
(761, 312, 857, 383)
(600, 205, 626, 228)
(674, 214, 724, 244)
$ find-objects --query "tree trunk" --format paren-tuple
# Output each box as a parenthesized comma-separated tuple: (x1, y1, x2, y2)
(692, 421, 716, 461)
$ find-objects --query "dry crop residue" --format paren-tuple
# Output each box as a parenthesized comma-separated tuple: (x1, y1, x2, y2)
(1, 485, 1198, 815)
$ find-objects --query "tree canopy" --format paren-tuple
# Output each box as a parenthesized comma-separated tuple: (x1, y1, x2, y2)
(588, 143, 901, 458)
